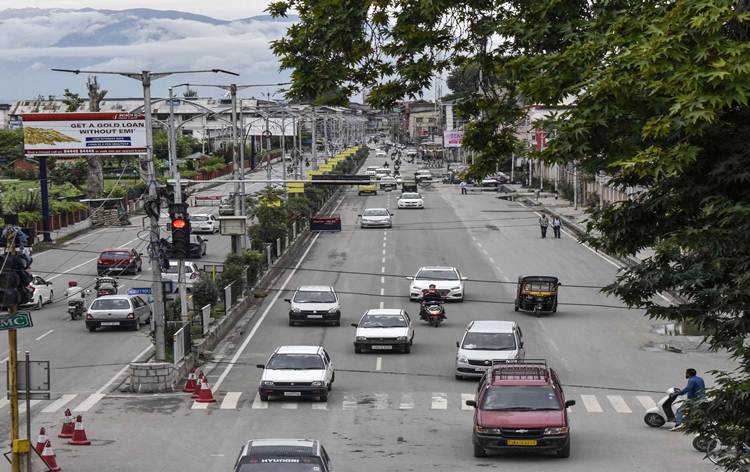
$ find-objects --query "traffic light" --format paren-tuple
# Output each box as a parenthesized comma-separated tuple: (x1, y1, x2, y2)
(169, 203, 191, 259)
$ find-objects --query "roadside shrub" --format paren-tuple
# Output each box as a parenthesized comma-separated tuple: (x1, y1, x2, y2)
(243, 249, 266, 286)
(192, 272, 220, 309)
(220, 253, 246, 294)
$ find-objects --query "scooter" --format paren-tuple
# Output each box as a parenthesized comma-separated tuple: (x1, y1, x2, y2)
(644, 387, 684, 428)
(67, 299, 85, 320)
(420, 301, 446, 327)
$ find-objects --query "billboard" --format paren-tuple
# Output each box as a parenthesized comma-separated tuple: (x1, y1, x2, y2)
(21, 112, 147, 156)
(443, 130, 464, 148)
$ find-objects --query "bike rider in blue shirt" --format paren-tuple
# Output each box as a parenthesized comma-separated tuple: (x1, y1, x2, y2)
(671, 368, 706, 431)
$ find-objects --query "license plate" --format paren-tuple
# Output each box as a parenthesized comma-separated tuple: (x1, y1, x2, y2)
(372, 345, 392, 350)
(283, 392, 302, 397)
(507, 439, 537, 446)
(101, 322, 120, 326)
(307, 314, 323, 319)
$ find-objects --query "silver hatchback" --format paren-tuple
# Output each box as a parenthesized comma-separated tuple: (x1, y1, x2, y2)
(359, 208, 393, 228)
(85, 295, 152, 332)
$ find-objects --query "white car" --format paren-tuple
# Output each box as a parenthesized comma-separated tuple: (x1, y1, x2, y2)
(160, 261, 200, 290)
(256, 345, 334, 401)
(397, 192, 424, 209)
(190, 213, 219, 233)
(455, 320, 524, 380)
(285, 285, 341, 326)
(407, 266, 467, 301)
(376, 150, 387, 158)
(379, 176, 398, 191)
(351, 309, 414, 353)
(25, 275, 54, 310)
(359, 208, 392, 228)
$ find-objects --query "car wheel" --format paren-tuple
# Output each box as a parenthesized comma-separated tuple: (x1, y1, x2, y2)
(34, 297, 43, 310)
(319, 393, 328, 402)
(259, 394, 269, 402)
(142, 312, 152, 325)
(473, 443, 487, 458)
(138, 263, 142, 273)
(97, 270, 103, 276)
(87, 326, 97, 332)
(404, 344, 411, 354)
(289, 319, 295, 327)
(132, 320, 140, 331)
(556, 440, 570, 458)
(354, 346, 362, 354)
(48, 290, 54, 304)
(358, 192, 363, 196)
(514, 304, 519, 312)
(455, 374, 465, 381)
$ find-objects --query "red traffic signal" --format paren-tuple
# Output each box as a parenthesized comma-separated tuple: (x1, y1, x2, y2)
(172, 219, 187, 229)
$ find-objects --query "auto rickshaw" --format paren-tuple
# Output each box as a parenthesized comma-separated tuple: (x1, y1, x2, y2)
(514, 275, 560, 315)
(95, 276, 119, 297)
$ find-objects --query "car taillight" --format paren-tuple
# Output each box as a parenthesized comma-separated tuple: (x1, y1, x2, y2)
(85, 314, 93, 320)
(126, 313, 135, 319)
(27, 283, 35, 294)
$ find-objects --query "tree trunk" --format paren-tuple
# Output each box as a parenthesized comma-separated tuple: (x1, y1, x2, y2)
(86, 76, 107, 198)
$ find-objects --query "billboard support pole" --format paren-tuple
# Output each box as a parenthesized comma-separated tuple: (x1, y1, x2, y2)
(39, 156, 52, 242)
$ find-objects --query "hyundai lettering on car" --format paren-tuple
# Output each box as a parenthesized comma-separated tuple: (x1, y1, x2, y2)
(407, 266, 466, 301)
(232, 439, 332, 472)
(285, 286, 341, 326)
(351, 309, 414, 353)
(256, 346, 334, 402)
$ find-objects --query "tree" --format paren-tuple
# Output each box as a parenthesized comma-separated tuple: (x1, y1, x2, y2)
(61, 89, 84, 112)
(443, 61, 480, 101)
(0, 129, 24, 165)
(85, 77, 106, 198)
(270, 1, 750, 465)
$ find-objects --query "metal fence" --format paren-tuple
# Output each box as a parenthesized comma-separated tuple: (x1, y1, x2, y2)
(165, 320, 192, 365)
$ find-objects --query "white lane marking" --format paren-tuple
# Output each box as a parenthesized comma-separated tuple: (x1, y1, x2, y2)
(398, 393, 414, 410)
(488, 257, 495, 264)
(251, 393, 268, 409)
(311, 401, 328, 410)
(471, 235, 476, 241)
(382, 242, 386, 248)
(547, 338, 560, 352)
(382, 249, 386, 256)
(281, 402, 298, 409)
(375, 357, 382, 371)
(212, 197, 345, 393)
(637, 395, 657, 410)
(381, 266, 385, 273)
(342, 395, 358, 411)
(607, 395, 632, 413)
(379, 301, 384, 309)
(380, 276, 385, 284)
(379, 288, 384, 296)
(382, 257, 386, 264)
(48, 236, 141, 280)
(220, 392, 242, 410)
(35, 329, 54, 341)
(476, 242, 483, 248)
(580, 394, 603, 413)
(481, 248, 488, 255)
(431, 393, 448, 410)
(461, 393, 475, 410)
(73, 393, 105, 412)
(191, 401, 209, 410)
(374, 393, 388, 410)
(501, 275, 510, 282)
(41, 394, 77, 414)
(18, 400, 42, 414)
(133, 274, 142, 280)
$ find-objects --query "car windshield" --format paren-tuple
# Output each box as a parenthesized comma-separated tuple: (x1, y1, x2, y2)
(90, 298, 131, 310)
(401, 193, 421, 199)
(481, 386, 561, 411)
(237, 460, 323, 472)
(524, 281, 556, 291)
(361, 314, 407, 328)
(101, 251, 130, 259)
(462, 332, 516, 351)
(363, 209, 389, 217)
(166, 265, 193, 274)
(416, 269, 458, 281)
(267, 354, 324, 370)
(192, 216, 208, 221)
(293, 290, 336, 303)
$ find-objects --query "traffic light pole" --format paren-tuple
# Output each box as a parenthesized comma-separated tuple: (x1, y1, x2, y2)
(168, 87, 189, 323)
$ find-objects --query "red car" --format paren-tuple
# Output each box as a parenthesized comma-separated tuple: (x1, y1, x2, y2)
(466, 359, 575, 458)
(97, 248, 142, 276)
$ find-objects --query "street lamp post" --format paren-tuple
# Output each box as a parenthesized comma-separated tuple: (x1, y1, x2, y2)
(52, 67, 238, 362)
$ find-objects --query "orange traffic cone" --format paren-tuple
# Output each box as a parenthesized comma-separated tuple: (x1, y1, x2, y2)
(58, 409, 74, 438)
(195, 377, 216, 403)
(41, 440, 61, 471)
(191, 371, 205, 399)
(68, 415, 91, 445)
(35, 427, 48, 454)
(182, 367, 198, 393)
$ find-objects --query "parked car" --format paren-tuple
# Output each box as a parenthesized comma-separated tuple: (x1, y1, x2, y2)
(406, 266, 467, 301)
(160, 261, 200, 289)
(285, 285, 341, 326)
(23, 275, 54, 310)
(351, 308, 414, 353)
(190, 213, 219, 233)
(256, 346, 335, 401)
(359, 208, 392, 228)
(96, 248, 142, 276)
(455, 320, 524, 380)
(85, 294, 152, 332)
(232, 439, 333, 472)
(466, 359, 575, 458)
(397, 192, 424, 209)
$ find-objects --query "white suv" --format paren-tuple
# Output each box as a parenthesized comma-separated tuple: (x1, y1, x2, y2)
(407, 266, 466, 301)
(256, 346, 334, 402)
(455, 320, 524, 380)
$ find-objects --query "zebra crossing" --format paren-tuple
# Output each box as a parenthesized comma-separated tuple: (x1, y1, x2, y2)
(189, 390, 661, 414)
(0, 392, 106, 415)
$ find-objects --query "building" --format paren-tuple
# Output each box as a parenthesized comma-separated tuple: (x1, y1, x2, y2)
(404, 100, 440, 142)
(0, 103, 10, 128)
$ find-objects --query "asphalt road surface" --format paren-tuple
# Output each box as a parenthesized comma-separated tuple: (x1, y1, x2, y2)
(1, 152, 732, 471)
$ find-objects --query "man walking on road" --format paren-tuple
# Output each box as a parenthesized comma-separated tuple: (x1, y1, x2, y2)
(552, 216, 562, 238)
(539, 214, 549, 238)
(460, 181, 468, 195)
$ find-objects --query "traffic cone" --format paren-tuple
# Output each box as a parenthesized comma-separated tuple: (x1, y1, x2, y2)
(195, 377, 216, 403)
(191, 371, 205, 399)
(58, 409, 74, 438)
(182, 367, 198, 393)
(41, 440, 61, 471)
(68, 415, 91, 445)
(35, 427, 48, 454)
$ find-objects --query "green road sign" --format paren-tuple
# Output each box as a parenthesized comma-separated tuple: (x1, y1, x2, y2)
(0, 312, 33, 331)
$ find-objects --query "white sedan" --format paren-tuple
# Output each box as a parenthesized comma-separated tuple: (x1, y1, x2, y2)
(160, 261, 200, 290)
(190, 213, 219, 233)
(397, 192, 424, 209)
(406, 266, 467, 301)
(351, 309, 414, 353)
(256, 345, 334, 401)
(25, 275, 54, 310)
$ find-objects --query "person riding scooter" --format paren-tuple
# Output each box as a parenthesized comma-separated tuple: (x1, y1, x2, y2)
(420, 284, 445, 320)
(65, 281, 86, 320)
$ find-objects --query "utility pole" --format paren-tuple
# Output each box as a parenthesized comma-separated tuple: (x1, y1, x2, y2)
(168, 86, 188, 323)
(6, 227, 20, 472)
(311, 106, 318, 170)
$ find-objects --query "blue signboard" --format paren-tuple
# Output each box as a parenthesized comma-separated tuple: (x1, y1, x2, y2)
(128, 287, 152, 295)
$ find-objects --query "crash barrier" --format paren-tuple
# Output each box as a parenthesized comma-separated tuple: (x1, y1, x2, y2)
(310, 214, 342, 232)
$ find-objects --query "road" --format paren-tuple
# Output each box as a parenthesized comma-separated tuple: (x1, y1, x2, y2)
(1, 151, 732, 471)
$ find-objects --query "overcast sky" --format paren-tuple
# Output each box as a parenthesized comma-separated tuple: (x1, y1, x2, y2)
(0, 0, 270, 20)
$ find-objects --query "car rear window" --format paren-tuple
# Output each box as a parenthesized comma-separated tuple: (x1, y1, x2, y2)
(481, 386, 561, 411)
(462, 332, 516, 351)
(293, 291, 336, 303)
(416, 269, 458, 280)
(361, 314, 406, 328)
(267, 354, 324, 370)
(166, 265, 193, 274)
(524, 281, 556, 291)
(90, 298, 131, 310)
(363, 209, 389, 216)
(192, 215, 208, 221)
(401, 193, 421, 199)
(101, 251, 130, 259)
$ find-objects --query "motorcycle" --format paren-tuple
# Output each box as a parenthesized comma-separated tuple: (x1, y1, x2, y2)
(67, 299, 85, 320)
(420, 300, 446, 327)
(644, 387, 684, 428)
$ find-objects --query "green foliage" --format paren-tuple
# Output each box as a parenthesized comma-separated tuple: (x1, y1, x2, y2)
(220, 253, 246, 294)
(243, 249, 267, 286)
(153, 130, 194, 162)
(50, 160, 87, 190)
(0, 129, 24, 164)
(7, 190, 40, 213)
(61, 89, 85, 112)
(192, 272, 220, 309)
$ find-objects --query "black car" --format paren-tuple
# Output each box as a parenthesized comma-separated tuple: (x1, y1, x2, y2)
(233, 439, 332, 472)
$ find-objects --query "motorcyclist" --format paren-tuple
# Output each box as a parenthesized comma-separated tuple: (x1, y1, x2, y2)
(670, 368, 706, 431)
(64, 281, 85, 301)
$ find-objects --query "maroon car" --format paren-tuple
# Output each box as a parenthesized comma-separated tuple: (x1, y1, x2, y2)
(466, 359, 575, 458)
(97, 248, 142, 276)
